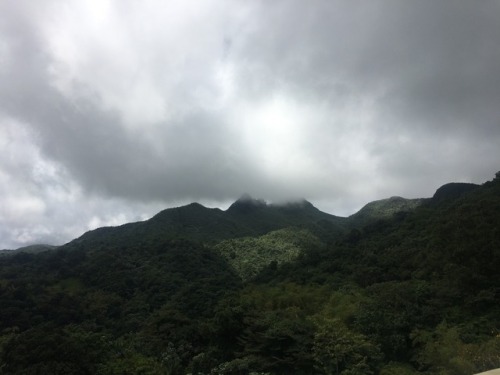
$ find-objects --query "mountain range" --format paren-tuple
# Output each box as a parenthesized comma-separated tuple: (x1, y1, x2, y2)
(0, 173, 498, 374)
(3, 190, 427, 254)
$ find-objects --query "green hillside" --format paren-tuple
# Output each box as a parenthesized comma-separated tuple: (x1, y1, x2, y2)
(215, 228, 323, 281)
(347, 196, 425, 228)
(0, 173, 499, 374)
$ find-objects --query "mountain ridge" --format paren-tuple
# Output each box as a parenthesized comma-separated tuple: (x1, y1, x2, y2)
(0, 172, 499, 373)
(65, 194, 345, 252)
(3, 180, 479, 252)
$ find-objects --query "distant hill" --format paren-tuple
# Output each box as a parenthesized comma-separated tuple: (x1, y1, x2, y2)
(347, 196, 425, 227)
(0, 244, 57, 256)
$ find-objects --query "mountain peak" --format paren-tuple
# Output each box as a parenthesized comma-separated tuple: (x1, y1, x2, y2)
(272, 198, 316, 211)
(237, 193, 265, 203)
(227, 194, 267, 213)
(348, 196, 424, 225)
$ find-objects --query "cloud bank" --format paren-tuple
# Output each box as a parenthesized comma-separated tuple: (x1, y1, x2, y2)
(1, 0, 499, 248)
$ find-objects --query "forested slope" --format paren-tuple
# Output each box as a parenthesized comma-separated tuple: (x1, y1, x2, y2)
(0, 174, 499, 374)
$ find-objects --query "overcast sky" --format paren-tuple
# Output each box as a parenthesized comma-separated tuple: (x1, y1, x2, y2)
(1, 0, 499, 249)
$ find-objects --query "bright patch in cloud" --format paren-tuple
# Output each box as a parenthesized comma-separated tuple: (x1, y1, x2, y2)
(242, 96, 311, 177)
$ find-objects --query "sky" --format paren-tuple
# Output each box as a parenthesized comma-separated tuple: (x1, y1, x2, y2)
(1, 0, 500, 249)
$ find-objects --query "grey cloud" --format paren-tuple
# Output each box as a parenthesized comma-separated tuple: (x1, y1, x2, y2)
(233, 1, 500, 136)
(0, 1, 244, 203)
(1, 0, 500, 248)
(231, 1, 500, 183)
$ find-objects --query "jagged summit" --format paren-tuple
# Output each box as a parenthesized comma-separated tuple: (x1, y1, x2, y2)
(236, 193, 267, 205)
(227, 194, 267, 213)
(227, 195, 319, 214)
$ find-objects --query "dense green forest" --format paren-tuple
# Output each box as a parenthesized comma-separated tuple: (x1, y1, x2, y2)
(0, 174, 499, 374)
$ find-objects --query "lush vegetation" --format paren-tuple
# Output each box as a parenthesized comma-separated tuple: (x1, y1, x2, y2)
(215, 228, 323, 281)
(0, 174, 499, 374)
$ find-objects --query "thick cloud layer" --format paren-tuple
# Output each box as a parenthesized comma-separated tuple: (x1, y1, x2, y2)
(1, 0, 499, 248)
